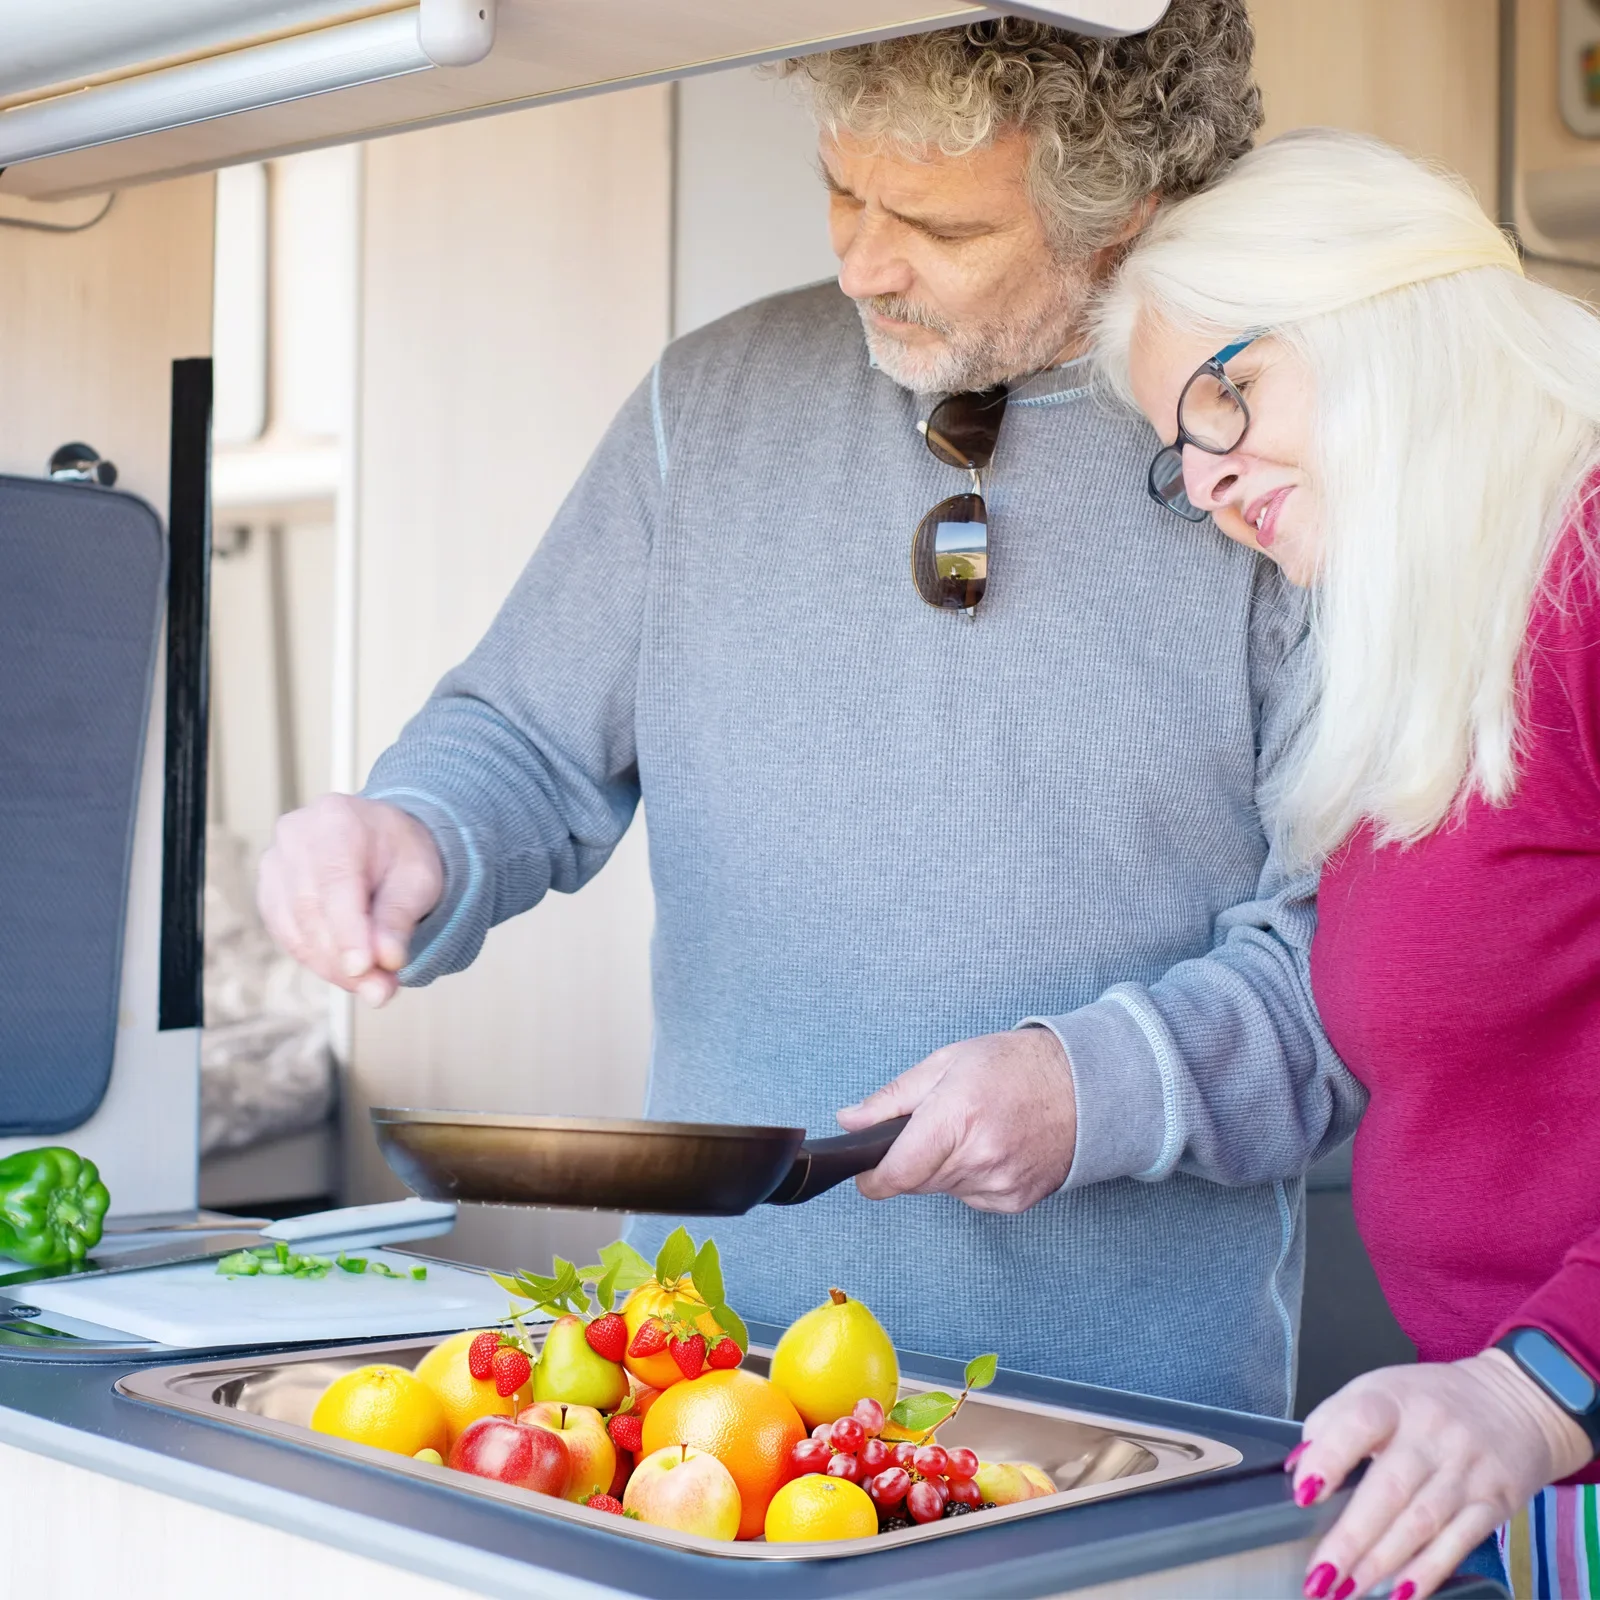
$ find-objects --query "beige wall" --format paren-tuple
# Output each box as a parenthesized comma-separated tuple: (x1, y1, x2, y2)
(346, 87, 672, 1268)
(1251, 0, 1500, 199)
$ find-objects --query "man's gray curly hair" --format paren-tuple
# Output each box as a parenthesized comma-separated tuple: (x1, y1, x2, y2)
(780, 3, 1262, 259)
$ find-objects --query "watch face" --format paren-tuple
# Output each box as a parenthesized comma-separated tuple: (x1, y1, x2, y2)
(1509, 1328, 1599, 1414)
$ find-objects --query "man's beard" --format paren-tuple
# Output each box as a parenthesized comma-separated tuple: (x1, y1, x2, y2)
(855, 268, 1088, 395)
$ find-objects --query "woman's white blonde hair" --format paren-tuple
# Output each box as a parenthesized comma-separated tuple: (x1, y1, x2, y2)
(1094, 127, 1600, 867)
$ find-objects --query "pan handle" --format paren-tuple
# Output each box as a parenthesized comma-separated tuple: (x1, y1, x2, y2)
(764, 1116, 912, 1206)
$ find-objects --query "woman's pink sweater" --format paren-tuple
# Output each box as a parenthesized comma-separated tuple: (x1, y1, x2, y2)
(1312, 509, 1600, 1479)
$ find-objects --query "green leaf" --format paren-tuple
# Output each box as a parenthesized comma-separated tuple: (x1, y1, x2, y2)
(594, 1256, 621, 1314)
(887, 1392, 957, 1434)
(654, 1227, 696, 1286)
(713, 1302, 748, 1354)
(673, 1299, 707, 1327)
(491, 1272, 527, 1297)
(596, 1240, 654, 1297)
(690, 1239, 724, 1309)
(964, 1353, 998, 1391)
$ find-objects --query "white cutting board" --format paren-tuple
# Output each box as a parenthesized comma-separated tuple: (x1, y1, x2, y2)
(19, 1251, 532, 1348)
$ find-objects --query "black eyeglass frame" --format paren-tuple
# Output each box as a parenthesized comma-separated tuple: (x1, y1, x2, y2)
(1146, 336, 1257, 524)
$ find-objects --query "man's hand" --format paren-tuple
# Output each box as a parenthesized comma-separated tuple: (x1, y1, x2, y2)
(835, 1029, 1078, 1212)
(257, 795, 444, 1007)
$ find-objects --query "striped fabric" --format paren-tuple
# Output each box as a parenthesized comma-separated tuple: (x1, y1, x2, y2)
(1502, 1485, 1600, 1597)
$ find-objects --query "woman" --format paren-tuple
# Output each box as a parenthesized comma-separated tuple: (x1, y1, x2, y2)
(1093, 129, 1600, 1600)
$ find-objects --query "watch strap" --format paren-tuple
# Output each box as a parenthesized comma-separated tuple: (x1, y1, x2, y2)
(1495, 1327, 1600, 1459)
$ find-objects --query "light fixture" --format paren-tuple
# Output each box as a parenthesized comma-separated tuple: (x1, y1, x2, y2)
(0, 0, 495, 170)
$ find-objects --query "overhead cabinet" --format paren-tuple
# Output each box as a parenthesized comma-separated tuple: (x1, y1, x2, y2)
(0, 0, 1169, 201)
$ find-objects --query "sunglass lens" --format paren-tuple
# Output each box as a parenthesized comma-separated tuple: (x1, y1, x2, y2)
(923, 387, 1009, 471)
(1148, 446, 1207, 522)
(912, 493, 988, 609)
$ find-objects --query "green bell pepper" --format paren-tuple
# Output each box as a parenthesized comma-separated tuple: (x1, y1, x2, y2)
(0, 1146, 111, 1267)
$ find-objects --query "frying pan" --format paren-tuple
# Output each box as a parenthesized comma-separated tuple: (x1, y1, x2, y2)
(370, 1108, 911, 1216)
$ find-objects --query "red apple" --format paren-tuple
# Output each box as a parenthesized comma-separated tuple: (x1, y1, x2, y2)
(516, 1402, 617, 1504)
(448, 1415, 570, 1497)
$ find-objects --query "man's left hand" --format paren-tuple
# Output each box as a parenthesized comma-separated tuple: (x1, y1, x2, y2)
(836, 1029, 1077, 1211)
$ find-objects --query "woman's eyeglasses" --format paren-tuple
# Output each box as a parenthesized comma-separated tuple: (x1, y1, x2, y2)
(1147, 336, 1256, 522)
(912, 385, 1010, 614)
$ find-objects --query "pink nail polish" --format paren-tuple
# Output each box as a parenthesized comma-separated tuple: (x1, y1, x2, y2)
(1393, 1583, 1416, 1600)
(1332, 1580, 1355, 1600)
(1284, 1440, 1311, 1472)
(1294, 1473, 1325, 1508)
(1303, 1563, 1337, 1599)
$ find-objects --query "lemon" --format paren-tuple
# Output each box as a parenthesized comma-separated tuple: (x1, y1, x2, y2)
(764, 1474, 879, 1542)
(310, 1364, 449, 1457)
(769, 1288, 899, 1429)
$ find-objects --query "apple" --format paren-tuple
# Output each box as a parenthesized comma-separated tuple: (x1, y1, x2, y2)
(1017, 1463, 1056, 1499)
(516, 1401, 617, 1504)
(533, 1315, 630, 1411)
(448, 1415, 570, 1498)
(623, 1444, 741, 1541)
(973, 1461, 1042, 1507)
(608, 1448, 633, 1499)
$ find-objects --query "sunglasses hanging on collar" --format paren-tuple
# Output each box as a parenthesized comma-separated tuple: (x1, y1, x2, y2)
(912, 385, 1010, 615)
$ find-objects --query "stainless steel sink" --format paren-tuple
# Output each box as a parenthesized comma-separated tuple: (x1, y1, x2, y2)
(117, 1336, 1242, 1560)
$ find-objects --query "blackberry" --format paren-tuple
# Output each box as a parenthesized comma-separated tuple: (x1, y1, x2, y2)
(942, 1500, 976, 1519)
(878, 1515, 914, 1534)
(979, 1501, 998, 1511)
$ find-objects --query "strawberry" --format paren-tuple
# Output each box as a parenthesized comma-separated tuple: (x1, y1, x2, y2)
(670, 1332, 707, 1382)
(586, 1312, 628, 1363)
(491, 1344, 532, 1397)
(628, 1318, 670, 1358)
(607, 1410, 644, 1453)
(586, 1493, 625, 1515)
(707, 1336, 742, 1370)
(467, 1330, 500, 1382)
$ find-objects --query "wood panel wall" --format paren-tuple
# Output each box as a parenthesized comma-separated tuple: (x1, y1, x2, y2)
(347, 87, 672, 1268)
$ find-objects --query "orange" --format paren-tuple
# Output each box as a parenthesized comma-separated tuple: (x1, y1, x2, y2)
(764, 1474, 878, 1542)
(310, 1364, 449, 1458)
(640, 1368, 806, 1540)
(413, 1329, 533, 1447)
(621, 1280, 723, 1391)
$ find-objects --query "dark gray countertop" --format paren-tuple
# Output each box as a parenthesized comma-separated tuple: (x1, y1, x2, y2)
(0, 1327, 1498, 1599)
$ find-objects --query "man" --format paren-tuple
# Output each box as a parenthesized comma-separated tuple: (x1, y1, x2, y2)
(261, 7, 1361, 1415)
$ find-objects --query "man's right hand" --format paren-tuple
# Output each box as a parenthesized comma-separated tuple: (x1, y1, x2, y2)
(257, 795, 444, 1007)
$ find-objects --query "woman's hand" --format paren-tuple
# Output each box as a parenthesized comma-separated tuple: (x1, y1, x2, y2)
(1290, 1351, 1592, 1599)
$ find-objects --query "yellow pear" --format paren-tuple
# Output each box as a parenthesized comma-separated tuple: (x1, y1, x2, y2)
(769, 1288, 898, 1429)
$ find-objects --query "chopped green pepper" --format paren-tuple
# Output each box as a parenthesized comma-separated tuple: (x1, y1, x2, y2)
(0, 1146, 111, 1267)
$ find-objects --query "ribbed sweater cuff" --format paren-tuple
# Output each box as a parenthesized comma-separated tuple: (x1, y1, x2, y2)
(1021, 991, 1170, 1190)
(361, 786, 481, 986)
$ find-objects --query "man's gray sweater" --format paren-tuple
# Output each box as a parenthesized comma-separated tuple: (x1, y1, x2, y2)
(367, 283, 1362, 1417)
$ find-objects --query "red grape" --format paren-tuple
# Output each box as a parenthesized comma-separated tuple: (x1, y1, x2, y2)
(789, 1438, 831, 1475)
(859, 1438, 890, 1473)
(907, 1481, 945, 1524)
(812, 1422, 833, 1441)
(947, 1477, 983, 1507)
(913, 1444, 949, 1479)
(826, 1451, 864, 1484)
(945, 1447, 980, 1481)
(890, 1442, 918, 1470)
(851, 1397, 886, 1436)
(830, 1416, 865, 1454)
(869, 1466, 911, 1507)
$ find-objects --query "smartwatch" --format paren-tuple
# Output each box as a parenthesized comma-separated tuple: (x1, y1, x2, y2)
(1494, 1327, 1600, 1459)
